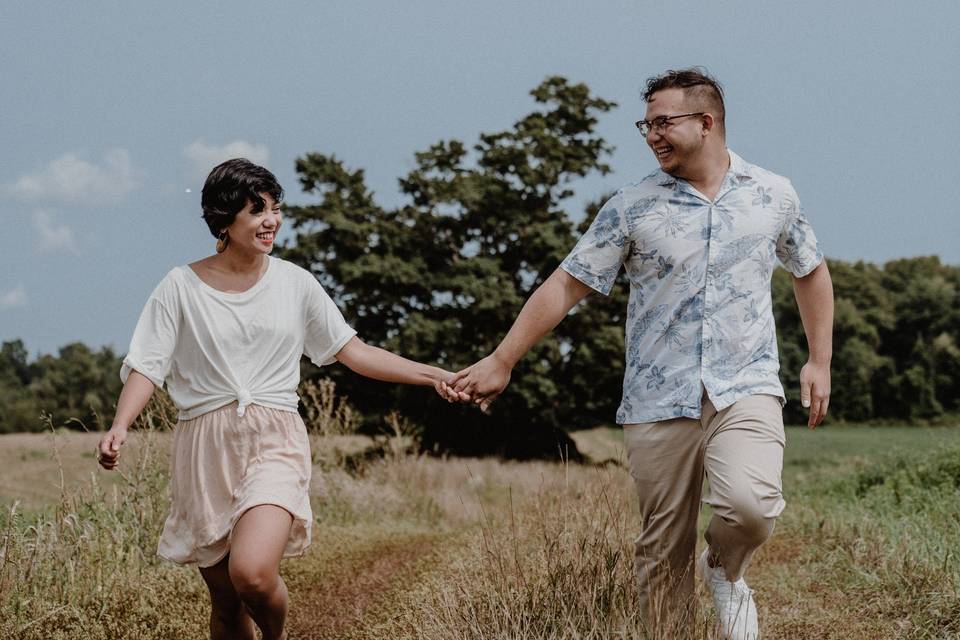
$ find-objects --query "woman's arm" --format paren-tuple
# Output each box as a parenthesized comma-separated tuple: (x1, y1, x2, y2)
(97, 370, 156, 470)
(334, 336, 454, 395)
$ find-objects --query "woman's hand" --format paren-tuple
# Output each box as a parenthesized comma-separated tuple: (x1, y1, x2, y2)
(435, 369, 471, 403)
(98, 370, 155, 470)
(97, 426, 128, 470)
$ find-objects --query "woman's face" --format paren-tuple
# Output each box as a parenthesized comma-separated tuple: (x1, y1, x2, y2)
(224, 192, 281, 255)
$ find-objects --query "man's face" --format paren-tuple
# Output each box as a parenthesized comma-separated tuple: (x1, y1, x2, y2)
(644, 88, 706, 177)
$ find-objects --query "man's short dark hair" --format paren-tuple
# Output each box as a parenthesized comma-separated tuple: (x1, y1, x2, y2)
(201, 158, 284, 238)
(643, 67, 725, 135)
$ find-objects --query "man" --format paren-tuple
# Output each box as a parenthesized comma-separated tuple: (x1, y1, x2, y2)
(443, 68, 833, 639)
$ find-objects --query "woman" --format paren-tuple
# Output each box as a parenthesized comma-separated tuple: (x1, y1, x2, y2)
(97, 158, 460, 640)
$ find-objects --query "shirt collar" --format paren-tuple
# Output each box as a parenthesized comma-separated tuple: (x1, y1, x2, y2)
(654, 149, 755, 187)
(727, 150, 754, 181)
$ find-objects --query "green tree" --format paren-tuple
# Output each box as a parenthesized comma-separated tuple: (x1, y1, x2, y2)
(0, 340, 39, 432)
(28, 342, 122, 429)
(829, 297, 890, 421)
(281, 77, 616, 457)
(775, 256, 960, 423)
(875, 257, 956, 420)
(932, 332, 960, 413)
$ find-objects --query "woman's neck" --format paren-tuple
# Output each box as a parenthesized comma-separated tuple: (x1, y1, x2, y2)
(215, 248, 267, 275)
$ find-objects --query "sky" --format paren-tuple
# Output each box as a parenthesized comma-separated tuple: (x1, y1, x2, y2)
(2, 0, 958, 357)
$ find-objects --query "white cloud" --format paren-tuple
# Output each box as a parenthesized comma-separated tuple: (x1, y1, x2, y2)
(8, 149, 141, 205)
(0, 285, 27, 309)
(184, 140, 271, 182)
(33, 209, 78, 254)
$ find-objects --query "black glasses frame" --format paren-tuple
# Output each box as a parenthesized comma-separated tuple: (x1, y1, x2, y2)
(635, 112, 705, 136)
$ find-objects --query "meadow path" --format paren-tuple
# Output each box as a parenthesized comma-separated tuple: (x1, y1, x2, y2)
(284, 528, 457, 639)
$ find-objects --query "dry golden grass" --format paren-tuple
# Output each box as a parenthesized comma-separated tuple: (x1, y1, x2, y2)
(0, 431, 144, 510)
(568, 426, 627, 466)
(2, 407, 958, 639)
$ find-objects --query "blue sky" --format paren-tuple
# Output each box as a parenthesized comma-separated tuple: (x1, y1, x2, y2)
(2, 0, 958, 356)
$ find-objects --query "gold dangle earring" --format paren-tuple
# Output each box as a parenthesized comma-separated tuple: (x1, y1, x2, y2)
(216, 231, 229, 253)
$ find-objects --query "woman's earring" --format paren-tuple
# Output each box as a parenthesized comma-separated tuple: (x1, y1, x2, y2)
(216, 232, 229, 253)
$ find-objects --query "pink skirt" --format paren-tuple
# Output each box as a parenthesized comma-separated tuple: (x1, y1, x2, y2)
(157, 402, 312, 568)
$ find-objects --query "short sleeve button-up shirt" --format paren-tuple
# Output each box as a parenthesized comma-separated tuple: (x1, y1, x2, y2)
(560, 150, 822, 424)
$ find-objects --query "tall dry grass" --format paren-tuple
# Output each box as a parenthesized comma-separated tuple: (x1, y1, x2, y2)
(0, 392, 213, 639)
(353, 429, 960, 640)
(0, 382, 435, 639)
(353, 459, 718, 640)
(300, 378, 361, 437)
(2, 389, 958, 640)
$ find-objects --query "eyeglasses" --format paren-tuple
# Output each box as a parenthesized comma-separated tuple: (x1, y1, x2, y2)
(635, 112, 705, 137)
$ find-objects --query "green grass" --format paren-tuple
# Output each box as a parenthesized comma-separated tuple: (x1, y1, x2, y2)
(784, 424, 960, 470)
(762, 426, 960, 639)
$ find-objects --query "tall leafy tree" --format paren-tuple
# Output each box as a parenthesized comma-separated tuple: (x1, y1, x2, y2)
(281, 77, 616, 457)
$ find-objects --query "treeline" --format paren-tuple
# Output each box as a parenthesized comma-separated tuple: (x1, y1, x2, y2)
(0, 341, 122, 432)
(1, 255, 957, 437)
(2, 78, 957, 454)
(775, 257, 959, 423)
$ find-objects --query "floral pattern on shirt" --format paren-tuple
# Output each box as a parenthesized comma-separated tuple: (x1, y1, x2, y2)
(561, 151, 823, 424)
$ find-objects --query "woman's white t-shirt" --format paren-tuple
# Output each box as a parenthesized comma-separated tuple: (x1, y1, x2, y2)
(121, 256, 356, 420)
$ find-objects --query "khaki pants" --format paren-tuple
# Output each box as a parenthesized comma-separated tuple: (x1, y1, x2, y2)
(623, 393, 785, 634)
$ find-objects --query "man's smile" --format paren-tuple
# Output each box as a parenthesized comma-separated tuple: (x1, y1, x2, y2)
(654, 145, 673, 160)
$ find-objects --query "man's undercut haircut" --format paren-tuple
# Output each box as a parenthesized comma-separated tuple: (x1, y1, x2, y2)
(643, 67, 726, 135)
(201, 158, 284, 238)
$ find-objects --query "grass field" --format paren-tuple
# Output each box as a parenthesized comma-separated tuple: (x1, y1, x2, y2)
(2, 419, 959, 639)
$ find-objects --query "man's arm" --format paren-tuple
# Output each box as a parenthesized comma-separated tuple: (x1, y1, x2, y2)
(450, 268, 593, 409)
(792, 260, 834, 428)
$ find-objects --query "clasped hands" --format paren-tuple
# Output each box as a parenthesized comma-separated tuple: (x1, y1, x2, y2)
(437, 352, 512, 411)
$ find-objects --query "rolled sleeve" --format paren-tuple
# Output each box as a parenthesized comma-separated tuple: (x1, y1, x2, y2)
(120, 297, 178, 388)
(776, 187, 823, 277)
(303, 279, 357, 366)
(560, 193, 630, 295)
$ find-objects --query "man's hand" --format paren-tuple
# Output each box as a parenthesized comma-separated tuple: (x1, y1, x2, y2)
(438, 268, 591, 411)
(448, 353, 513, 411)
(97, 426, 129, 470)
(799, 360, 830, 428)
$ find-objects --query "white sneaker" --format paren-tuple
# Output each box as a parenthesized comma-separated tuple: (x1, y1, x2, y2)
(697, 548, 759, 640)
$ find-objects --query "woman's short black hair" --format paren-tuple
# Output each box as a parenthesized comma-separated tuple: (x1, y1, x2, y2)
(201, 158, 284, 238)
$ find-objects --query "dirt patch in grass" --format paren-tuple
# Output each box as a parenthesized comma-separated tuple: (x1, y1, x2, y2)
(285, 528, 452, 640)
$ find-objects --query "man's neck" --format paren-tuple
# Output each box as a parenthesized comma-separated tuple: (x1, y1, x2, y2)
(679, 146, 730, 202)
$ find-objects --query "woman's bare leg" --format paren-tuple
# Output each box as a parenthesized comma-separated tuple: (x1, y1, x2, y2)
(199, 556, 256, 640)
(228, 505, 294, 640)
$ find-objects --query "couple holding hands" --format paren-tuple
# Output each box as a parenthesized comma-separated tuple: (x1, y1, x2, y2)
(99, 68, 833, 640)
